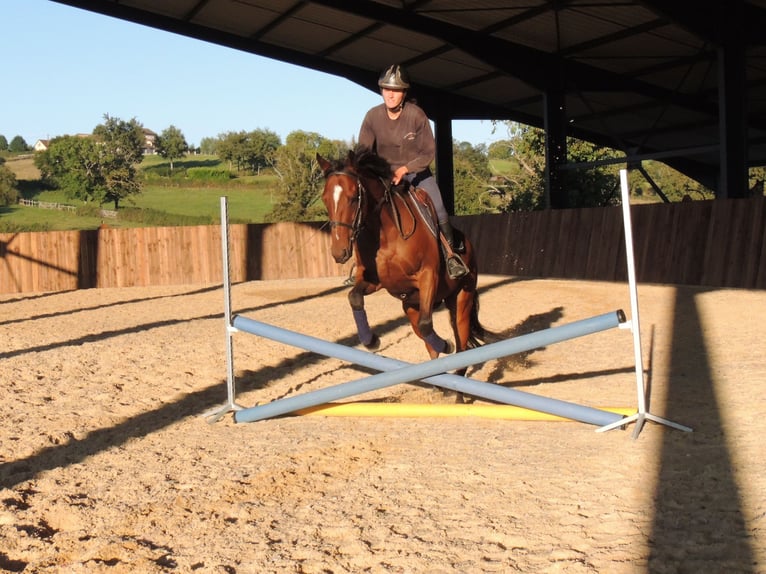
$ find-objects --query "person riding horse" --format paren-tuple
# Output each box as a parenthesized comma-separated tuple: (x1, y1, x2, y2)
(358, 64, 469, 279)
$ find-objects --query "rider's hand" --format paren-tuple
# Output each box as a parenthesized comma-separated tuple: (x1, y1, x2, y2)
(391, 166, 408, 185)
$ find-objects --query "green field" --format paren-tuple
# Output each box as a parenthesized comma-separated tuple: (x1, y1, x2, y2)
(489, 158, 519, 175)
(2, 153, 529, 232)
(1, 155, 281, 231)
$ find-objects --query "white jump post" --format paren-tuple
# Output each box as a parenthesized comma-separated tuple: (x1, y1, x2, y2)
(202, 196, 245, 422)
(596, 170, 692, 437)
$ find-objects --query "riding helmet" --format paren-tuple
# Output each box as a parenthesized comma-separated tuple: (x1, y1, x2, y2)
(378, 64, 410, 90)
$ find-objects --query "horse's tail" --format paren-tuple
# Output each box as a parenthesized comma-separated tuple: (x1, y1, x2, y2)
(466, 290, 503, 349)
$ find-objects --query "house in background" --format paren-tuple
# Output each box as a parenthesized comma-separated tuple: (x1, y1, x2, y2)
(33, 130, 158, 154)
(142, 128, 157, 155)
(33, 139, 50, 152)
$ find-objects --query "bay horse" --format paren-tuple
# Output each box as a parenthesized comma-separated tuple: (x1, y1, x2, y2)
(317, 147, 496, 369)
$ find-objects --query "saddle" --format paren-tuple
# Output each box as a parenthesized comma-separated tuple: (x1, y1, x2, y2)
(386, 182, 439, 240)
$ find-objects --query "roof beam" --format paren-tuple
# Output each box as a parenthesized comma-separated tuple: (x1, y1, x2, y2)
(637, 0, 766, 45)
(308, 0, 721, 118)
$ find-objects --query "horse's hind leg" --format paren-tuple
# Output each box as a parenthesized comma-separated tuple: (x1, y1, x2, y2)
(348, 284, 380, 350)
(449, 285, 477, 356)
(444, 285, 479, 403)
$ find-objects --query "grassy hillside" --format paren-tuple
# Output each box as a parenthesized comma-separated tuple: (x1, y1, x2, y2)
(1, 155, 280, 231)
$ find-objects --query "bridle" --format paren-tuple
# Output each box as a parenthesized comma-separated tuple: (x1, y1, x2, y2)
(325, 168, 420, 246)
(326, 170, 367, 245)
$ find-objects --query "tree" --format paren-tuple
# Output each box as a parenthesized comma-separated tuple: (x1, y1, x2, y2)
(244, 129, 281, 174)
(35, 114, 145, 209)
(491, 123, 546, 211)
(91, 115, 145, 209)
(0, 163, 18, 206)
(9, 135, 29, 153)
(494, 121, 719, 207)
(35, 135, 103, 202)
(267, 131, 343, 222)
(155, 125, 189, 172)
(488, 122, 623, 210)
(630, 160, 715, 202)
(215, 129, 281, 173)
(487, 140, 512, 160)
(565, 138, 621, 207)
(452, 141, 493, 215)
(217, 131, 248, 171)
(0, 135, 8, 152)
(199, 136, 218, 155)
(749, 166, 766, 197)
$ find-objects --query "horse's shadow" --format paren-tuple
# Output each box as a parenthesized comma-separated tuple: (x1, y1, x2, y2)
(466, 306, 564, 384)
(234, 293, 572, 401)
(235, 312, 412, 398)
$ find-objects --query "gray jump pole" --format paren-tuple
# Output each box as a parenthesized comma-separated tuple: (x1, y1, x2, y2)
(233, 311, 628, 425)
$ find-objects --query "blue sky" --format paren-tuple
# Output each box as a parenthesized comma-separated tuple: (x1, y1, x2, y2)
(3, 0, 508, 149)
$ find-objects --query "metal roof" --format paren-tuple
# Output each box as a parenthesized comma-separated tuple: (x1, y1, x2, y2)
(51, 0, 766, 199)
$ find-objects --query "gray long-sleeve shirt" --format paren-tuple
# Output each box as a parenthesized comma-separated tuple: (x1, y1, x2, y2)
(358, 101, 435, 176)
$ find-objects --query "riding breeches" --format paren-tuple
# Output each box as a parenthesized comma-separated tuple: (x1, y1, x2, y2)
(404, 174, 449, 223)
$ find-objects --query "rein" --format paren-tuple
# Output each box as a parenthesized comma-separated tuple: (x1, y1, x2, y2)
(384, 180, 417, 240)
(328, 170, 418, 241)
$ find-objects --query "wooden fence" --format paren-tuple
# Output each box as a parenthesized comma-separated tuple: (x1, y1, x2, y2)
(1, 196, 764, 294)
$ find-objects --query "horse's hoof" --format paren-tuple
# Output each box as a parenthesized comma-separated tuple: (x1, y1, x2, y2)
(442, 340, 454, 354)
(364, 334, 381, 350)
(455, 393, 475, 404)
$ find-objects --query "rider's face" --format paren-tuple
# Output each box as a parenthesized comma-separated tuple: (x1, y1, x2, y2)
(382, 88, 405, 110)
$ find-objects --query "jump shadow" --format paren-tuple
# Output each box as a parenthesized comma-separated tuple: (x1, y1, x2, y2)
(0, 275, 553, 494)
(1, 283, 348, 360)
(0, 285, 220, 327)
(0, 280, 415, 490)
(647, 287, 754, 571)
(235, 312, 413, 399)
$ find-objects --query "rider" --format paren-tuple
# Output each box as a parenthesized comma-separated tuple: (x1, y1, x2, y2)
(358, 64, 469, 279)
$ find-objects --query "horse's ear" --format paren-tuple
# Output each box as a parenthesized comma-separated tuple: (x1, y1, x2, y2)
(346, 148, 355, 164)
(316, 153, 331, 174)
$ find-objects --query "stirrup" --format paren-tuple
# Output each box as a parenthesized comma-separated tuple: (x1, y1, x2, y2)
(446, 255, 469, 279)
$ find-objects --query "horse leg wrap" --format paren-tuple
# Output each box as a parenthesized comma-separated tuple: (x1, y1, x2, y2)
(424, 331, 447, 354)
(352, 309, 375, 346)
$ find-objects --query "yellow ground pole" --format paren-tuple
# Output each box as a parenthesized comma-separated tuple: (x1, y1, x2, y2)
(295, 403, 635, 421)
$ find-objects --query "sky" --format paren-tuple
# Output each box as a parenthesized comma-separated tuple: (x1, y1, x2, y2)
(3, 0, 508, 149)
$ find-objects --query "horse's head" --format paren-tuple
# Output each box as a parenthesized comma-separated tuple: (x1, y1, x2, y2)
(317, 152, 366, 264)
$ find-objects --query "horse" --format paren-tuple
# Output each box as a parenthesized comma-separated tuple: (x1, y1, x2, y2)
(317, 146, 497, 372)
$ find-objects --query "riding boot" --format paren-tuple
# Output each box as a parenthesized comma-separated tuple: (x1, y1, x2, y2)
(440, 220, 465, 253)
(438, 221, 469, 279)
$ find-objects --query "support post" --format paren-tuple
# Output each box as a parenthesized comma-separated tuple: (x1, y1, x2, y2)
(544, 76, 568, 209)
(202, 196, 244, 422)
(596, 170, 692, 436)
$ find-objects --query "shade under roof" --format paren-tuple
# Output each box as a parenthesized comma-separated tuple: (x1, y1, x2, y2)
(51, 0, 766, 197)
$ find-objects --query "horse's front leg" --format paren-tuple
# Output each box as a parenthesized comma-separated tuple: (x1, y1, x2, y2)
(348, 280, 381, 350)
(402, 302, 453, 360)
(403, 275, 453, 359)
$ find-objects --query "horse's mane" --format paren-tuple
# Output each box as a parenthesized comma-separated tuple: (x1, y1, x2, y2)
(320, 146, 392, 181)
(351, 146, 392, 181)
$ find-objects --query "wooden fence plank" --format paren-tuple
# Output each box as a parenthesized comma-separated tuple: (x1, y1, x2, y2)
(750, 197, 766, 289)
(2, 197, 765, 294)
